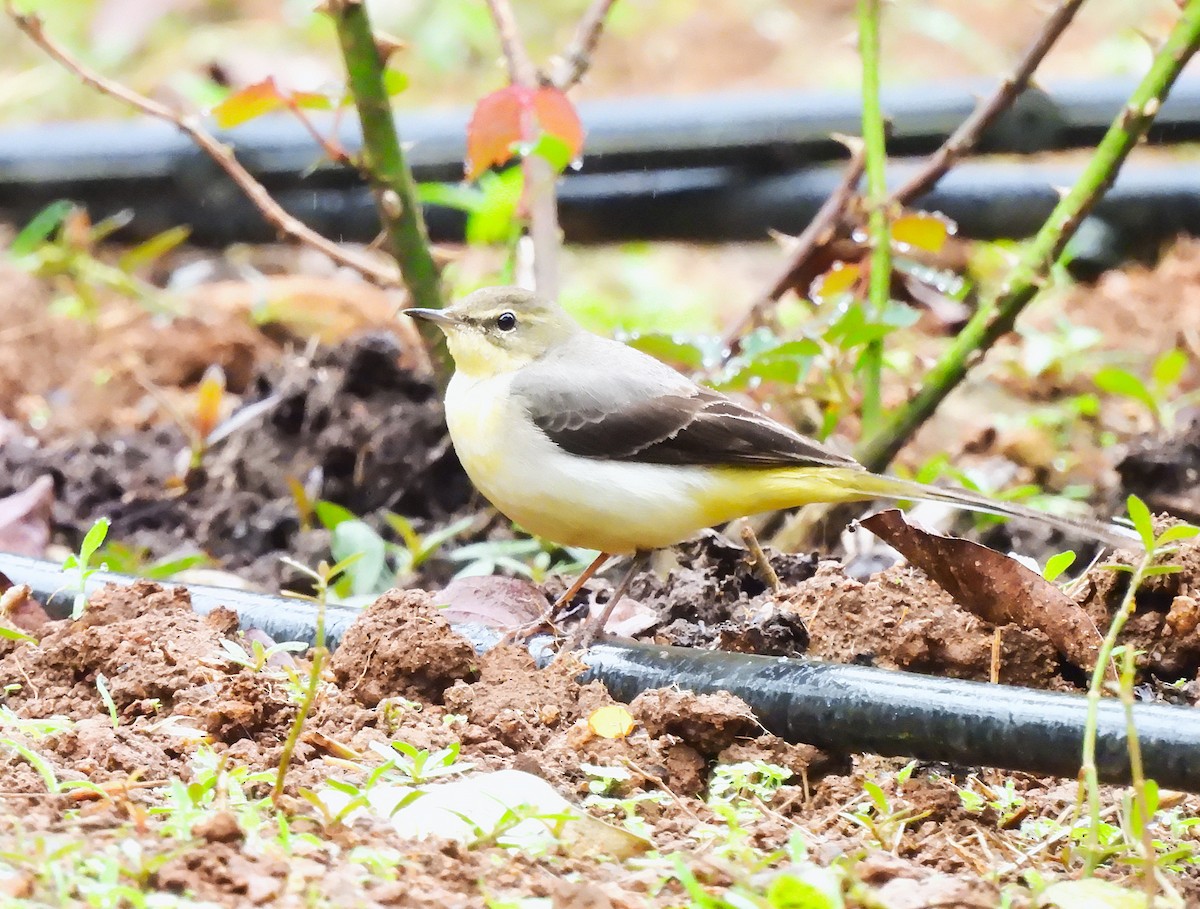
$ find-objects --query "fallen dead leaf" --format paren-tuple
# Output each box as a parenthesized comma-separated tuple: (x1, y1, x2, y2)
(0, 475, 54, 557)
(438, 576, 549, 630)
(861, 510, 1101, 671)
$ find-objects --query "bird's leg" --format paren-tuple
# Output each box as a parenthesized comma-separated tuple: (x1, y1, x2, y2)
(505, 551, 613, 645)
(566, 550, 649, 651)
(550, 551, 612, 616)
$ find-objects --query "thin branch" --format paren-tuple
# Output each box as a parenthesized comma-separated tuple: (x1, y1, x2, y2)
(4, 3, 402, 289)
(326, 0, 448, 373)
(856, 1, 1200, 472)
(486, 0, 538, 85)
(485, 0, 562, 300)
(856, 0, 890, 436)
(550, 0, 619, 90)
(890, 0, 1087, 205)
(720, 141, 865, 358)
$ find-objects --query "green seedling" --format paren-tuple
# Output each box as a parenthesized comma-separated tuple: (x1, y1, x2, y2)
(449, 536, 594, 583)
(62, 517, 110, 619)
(272, 554, 360, 805)
(9, 201, 187, 320)
(94, 542, 209, 580)
(1043, 550, 1077, 583)
(1095, 348, 1198, 432)
(369, 740, 473, 786)
(315, 502, 473, 600)
(1074, 495, 1200, 892)
(94, 673, 119, 729)
(218, 636, 308, 673)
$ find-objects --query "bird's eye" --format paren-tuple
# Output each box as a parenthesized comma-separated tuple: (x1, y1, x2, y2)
(496, 311, 517, 332)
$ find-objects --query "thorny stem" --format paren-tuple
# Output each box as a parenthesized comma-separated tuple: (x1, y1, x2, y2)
(889, 0, 1087, 205)
(485, 0, 562, 300)
(856, 1, 1200, 472)
(326, 0, 449, 376)
(856, 0, 890, 437)
(4, 2, 403, 289)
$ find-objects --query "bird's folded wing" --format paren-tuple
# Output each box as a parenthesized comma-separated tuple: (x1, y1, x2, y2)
(512, 359, 862, 470)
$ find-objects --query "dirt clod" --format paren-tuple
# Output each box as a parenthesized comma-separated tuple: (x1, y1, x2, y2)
(330, 589, 478, 705)
(631, 688, 758, 756)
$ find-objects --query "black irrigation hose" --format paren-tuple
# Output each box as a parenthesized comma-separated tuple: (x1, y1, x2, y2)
(3, 78, 1200, 254)
(3, 552, 1199, 791)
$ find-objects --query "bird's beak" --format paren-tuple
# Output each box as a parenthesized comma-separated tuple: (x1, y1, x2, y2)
(403, 308, 459, 328)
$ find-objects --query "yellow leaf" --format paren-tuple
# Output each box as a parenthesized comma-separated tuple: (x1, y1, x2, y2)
(588, 705, 636, 739)
(892, 210, 956, 254)
(194, 365, 226, 440)
(809, 261, 861, 304)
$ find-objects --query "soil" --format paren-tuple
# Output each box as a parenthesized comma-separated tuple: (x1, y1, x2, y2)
(4, 234, 1200, 904)
(0, 0, 1196, 900)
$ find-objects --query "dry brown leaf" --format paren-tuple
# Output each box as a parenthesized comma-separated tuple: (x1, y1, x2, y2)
(0, 475, 54, 557)
(861, 510, 1101, 671)
(437, 576, 549, 630)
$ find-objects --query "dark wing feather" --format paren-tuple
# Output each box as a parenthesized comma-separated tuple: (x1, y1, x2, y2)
(512, 343, 861, 470)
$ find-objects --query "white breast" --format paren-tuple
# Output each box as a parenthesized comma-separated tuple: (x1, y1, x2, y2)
(444, 371, 718, 554)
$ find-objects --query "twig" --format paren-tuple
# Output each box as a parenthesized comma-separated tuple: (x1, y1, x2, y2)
(890, 0, 1087, 205)
(4, 3, 402, 289)
(721, 141, 865, 358)
(856, 2, 1200, 472)
(485, 0, 562, 300)
(856, 0, 890, 437)
(549, 0, 619, 90)
(740, 524, 782, 593)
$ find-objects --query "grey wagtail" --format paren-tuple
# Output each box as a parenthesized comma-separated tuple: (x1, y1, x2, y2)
(407, 287, 1137, 641)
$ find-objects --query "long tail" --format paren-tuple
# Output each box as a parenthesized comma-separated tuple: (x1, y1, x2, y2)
(842, 471, 1140, 550)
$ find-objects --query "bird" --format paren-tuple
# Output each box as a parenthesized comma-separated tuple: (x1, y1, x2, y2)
(406, 286, 1137, 644)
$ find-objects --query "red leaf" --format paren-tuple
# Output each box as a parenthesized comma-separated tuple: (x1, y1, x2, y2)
(465, 84, 585, 180)
(466, 85, 532, 180)
(531, 86, 584, 164)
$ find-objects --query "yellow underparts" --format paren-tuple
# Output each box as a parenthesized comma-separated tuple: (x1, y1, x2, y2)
(695, 466, 909, 528)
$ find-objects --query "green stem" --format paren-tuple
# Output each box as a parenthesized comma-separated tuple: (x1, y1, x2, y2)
(328, 0, 449, 374)
(1075, 552, 1159, 890)
(856, 1, 1200, 472)
(857, 0, 890, 437)
(272, 578, 329, 805)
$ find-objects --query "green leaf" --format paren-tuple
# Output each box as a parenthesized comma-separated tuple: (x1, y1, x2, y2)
(330, 520, 389, 597)
(1043, 550, 1077, 583)
(382, 68, 409, 96)
(78, 518, 111, 567)
(466, 167, 523, 245)
(625, 333, 712, 370)
(1036, 878, 1147, 909)
(767, 869, 844, 909)
(862, 780, 888, 813)
(11, 200, 74, 256)
(1125, 495, 1154, 551)
(1151, 348, 1187, 390)
(1155, 523, 1200, 546)
(417, 182, 485, 212)
(314, 500, 358, 531)
(1141, 564, 1183, 577)
(0, 625, 35, 644)
(1094, 367, 1157, 415)
(118, 225, 191, 273)
(1128, 778, 1159, 837)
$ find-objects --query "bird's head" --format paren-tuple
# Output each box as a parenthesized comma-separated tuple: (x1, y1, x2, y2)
(405, 286, 579, 379)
